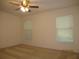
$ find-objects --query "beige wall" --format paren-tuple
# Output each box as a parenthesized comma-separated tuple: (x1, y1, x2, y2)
(0, 6, 79, 52)
(23, 6, 79, 52)
(0, 11, 22, 48)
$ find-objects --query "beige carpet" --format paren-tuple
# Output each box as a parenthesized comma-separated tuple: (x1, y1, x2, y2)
(0, 44, 79, 59)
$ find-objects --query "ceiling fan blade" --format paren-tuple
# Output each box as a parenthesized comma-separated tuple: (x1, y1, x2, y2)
(29, 6, 39, 8)
(9, 1, 20, 6)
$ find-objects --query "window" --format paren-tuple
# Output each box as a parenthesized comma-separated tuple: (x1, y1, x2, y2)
(24, 20, 32, 40)
(56, 15, 74, 42)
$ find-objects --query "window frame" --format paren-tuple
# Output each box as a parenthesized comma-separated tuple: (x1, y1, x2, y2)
(56, 15, 74, 43)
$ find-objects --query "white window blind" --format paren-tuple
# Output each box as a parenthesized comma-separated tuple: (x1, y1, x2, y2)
(24, 21, 32, 30)
(56, 15, 74, 42)
(24, 20, 32, 40)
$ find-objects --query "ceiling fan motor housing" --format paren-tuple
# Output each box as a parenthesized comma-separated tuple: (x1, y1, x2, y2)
(21, 0, 30, 7)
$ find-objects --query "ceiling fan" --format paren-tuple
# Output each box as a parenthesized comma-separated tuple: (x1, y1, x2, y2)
(9, 0, 39, 12)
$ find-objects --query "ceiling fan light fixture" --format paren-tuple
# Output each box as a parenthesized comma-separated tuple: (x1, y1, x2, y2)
(20, 6, 26, 12)
(20, 6, 29, 12)
(25, 7, 29, 11)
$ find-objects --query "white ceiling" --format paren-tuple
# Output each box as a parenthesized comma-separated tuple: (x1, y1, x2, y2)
(0, 0, 79, 16)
